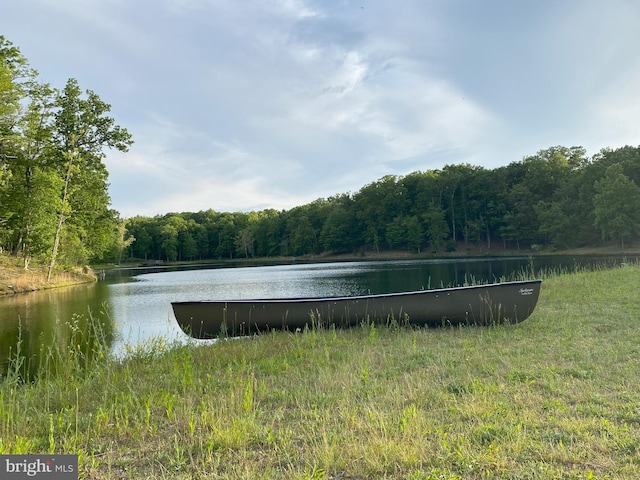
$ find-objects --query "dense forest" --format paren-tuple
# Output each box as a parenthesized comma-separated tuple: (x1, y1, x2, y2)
(123, 144, 640, 263)
(0, 37, 132, 277)
(2, 37, 640, 272)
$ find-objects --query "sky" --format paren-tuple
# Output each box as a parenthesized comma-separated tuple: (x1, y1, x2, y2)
(2, 0, 640, 217)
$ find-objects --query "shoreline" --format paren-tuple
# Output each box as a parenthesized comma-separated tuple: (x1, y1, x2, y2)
(0, 257, 97, 296)
(103, 244, 640, 273)
(2, 244, 638, 296)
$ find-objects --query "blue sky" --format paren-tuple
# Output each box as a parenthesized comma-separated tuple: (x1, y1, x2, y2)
(3, 0, 640, 216)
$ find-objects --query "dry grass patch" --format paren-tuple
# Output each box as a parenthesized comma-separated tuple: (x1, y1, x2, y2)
(0, 253, 95, 294)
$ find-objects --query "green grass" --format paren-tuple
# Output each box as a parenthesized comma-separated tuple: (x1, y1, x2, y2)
(1, 265, 639, 479)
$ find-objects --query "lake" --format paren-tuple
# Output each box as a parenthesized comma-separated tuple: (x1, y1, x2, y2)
(0, 255, 631, 378)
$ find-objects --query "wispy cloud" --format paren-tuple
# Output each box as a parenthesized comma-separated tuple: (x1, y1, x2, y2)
(3, 0, 640, 216)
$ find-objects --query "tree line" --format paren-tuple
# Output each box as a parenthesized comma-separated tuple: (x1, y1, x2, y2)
(0, 37, 132, 277)
(125, 144, 640, 263)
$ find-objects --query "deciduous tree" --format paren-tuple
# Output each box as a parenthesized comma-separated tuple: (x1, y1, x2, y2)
(593, 164, 640, 249)
(47, 78, 132, 279)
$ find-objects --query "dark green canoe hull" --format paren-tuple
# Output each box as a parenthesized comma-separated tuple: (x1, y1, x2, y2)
(172, 279, 542, 339)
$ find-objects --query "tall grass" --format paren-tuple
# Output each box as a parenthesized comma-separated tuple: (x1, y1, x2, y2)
(3, 308, 112, 385)
(1, 263, 639, 479)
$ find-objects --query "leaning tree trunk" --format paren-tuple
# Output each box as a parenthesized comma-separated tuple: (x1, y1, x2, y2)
(47, 154, 74, 282)
(47, 210, 65, 282)
(486, 223, 491, 250)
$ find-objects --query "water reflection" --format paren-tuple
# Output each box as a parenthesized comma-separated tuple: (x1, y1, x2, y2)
(0, 284, 115, 382)
(1, 255, 634, 380)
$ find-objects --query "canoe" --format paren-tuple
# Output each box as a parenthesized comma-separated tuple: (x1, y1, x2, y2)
(172, 279, 542, 339)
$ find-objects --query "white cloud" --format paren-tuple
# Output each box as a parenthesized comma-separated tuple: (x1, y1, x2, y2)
(276, 0, 321, 19)
(589, 64, 640, 149)
(150, 176, 302, 215)
(4, 0, 640, 216)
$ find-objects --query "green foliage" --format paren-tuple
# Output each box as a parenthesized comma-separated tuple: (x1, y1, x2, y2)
(593, 164, 640, 249)
(45, 78, 132, 277)
(422, 203, 449, 252)
(0, 38, 133, 272)
(386, 215, 424, 252)
(320, 200, 358, 253)
(235, 228, 254, 258)
(113, 145, 640, 263)
(10, 168, 62, 263)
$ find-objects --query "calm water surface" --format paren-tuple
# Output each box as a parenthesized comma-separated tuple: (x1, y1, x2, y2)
(0, 255, 632, 374)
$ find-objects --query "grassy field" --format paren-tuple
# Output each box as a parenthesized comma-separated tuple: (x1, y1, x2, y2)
(1, 265, 639, 479)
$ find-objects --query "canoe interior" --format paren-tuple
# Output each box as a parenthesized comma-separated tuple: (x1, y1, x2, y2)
(172, 280, 542, 339)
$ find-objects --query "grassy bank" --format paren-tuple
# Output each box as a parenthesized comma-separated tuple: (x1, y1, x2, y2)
(1, 265, 639, 478)
(0, 254, 96, 295)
